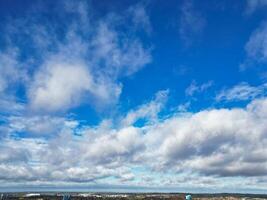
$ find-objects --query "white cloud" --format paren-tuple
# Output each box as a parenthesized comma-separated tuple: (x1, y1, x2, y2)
(0, 49, 28, 115)
(246, 0, 267, 14)
(245, 21, 267, 64)
(179, 0, 206, 45)
(144, 97, 267, 178)
(83, 126, 144, 164)
(28, 58, 122, 112)
(0, 49, 27, 94)
(121, 90, 169, 126)
(1, 94, 267, 187)
(29, 61, 94, 112)
(91, 21, 151, 77)
(0, 98, 25, 115)
(177, 101, 191, 112)
(216, 82, 267, 102)
(0, 125, 143, 184)
(128, 3, 152, 34)
(0, 1, 151, 113)
(6, 115, 78, 137)
(185, 80, 213, 96)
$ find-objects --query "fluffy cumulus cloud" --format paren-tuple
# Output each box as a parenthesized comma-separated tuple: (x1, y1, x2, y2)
(29, 59, 121, 112)
(0, 123, 144, 184)
(1, 92, 267, 190)
(29, 61, 94, 112)
(146, 98, 267, 178)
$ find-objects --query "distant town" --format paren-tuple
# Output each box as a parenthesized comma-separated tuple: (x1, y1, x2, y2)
(1, 193, 267, 200)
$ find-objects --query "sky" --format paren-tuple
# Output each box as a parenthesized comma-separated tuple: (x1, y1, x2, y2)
(0, 0, 267, 194)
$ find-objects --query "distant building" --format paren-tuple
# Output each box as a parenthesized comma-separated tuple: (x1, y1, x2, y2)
(185, 194, 192, 200)
(63, 194, 71, 200)
(0, 194, 9, 200)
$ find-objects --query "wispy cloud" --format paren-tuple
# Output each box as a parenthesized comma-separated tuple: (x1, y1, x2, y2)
(185, 80, 213, 96)
(245, 22, 267, 63)
(179, 0, 206, 46)
(241, 21, 267, 72)
(245, 0, 267, 14)
(128, 3, 152, 34)
(0, 0, 152, 113)
(216, 82, 267, 102)
(120, 90, 169, 127)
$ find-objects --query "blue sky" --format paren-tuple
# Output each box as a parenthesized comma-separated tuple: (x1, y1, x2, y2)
(1, 0, 267, 193)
